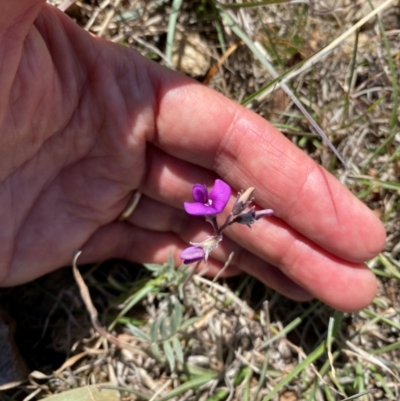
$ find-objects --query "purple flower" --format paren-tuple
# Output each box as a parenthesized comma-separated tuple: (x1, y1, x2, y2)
(184, 179, 231, 216)
(180, 235, 223, 264)
(180, 246, 205, 265)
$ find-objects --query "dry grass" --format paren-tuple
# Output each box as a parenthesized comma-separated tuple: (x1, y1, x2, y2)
(1, 0, 400, 400)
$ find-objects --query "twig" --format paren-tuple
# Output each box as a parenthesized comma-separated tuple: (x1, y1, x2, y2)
(72, 250, 149, 358)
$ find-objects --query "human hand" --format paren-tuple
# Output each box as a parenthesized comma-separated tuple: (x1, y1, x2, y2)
(0, 1, 385, 311)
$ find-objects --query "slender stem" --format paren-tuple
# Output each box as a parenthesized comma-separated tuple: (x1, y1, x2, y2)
(205, 216, 219, 233)
(218, 213, 234, 233)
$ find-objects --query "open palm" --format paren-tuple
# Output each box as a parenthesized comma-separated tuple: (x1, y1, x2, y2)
(0, 1, 385, 311)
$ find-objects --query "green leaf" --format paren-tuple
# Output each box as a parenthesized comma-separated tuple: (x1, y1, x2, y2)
(167, 251, 175, 271)
(150, 318, 160, 343)
(170, 300, 183, 335)
(109, 283, 156, 330)
(127, 324, 151, 343)
(179, 316, 201, 331)
(163, 340, 175, 371)
(151, 343, 162, 361)
(144, 263, 165, 273)
(172, 336, 184, 363)
(160, 316, 169, 340)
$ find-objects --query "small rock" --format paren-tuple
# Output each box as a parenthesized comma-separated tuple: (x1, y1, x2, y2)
(172, 31, 210, 77)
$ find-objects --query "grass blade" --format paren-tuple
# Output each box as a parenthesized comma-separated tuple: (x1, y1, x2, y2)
(217, 7, 348, 168)
(158, 374, 217, 401)
(369, 0, 399, 129)
(165, 0, 183, 66)
(262, 340, 327, 401)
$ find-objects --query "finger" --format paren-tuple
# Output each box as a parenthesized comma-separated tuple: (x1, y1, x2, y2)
(124, 192, 375, 311)
(147, 63, 385, 262)
(79, 221, 313, 303)
(126, 196, 313, 301)
(138, 149, 377, 311)
(0, 0, 44, 33)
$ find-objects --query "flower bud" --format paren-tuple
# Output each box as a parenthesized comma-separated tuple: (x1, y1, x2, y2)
(180, 246, 205, 265)
(189, 234, 223, 261)
(232, 187, 255, 216)
(233, 208, 274, 228)
(233, 207, 257, 227)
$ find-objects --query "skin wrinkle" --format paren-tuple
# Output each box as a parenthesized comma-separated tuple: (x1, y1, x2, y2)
(142, 146, 192, 204)
(147, 63, 164, 145)
(127, 196, 206, 253)
(0, 31, 25, 97)
(6, 184, 49, 282)
(61, 185, 128, 224)
(59, 160, 128, 218)
(5, 64, 104, 278)
(9, 165, 130, 280)
(6, 145, 56, 223)
(115, 68, 138, 152)
(299, 251, 359, 298)
(36, 12, 89, 116)
(314, 167, 341, 226)
(211, 104, 241, 180)
(8, 87, 94, 216)
(283, 161, 318, 222)
(316, 164, 342, 230)
(214, 114, 305, 216)
(257, 143, 310, 217)
(21, 29, 59, 142)
(70, 81, 99, 156)
(0, 2, 46, 115)
(287, 166, 349, 255)
(240, 126, 279, 187)
(219, 212, 308, 275)
(5, 36, 63, 171)
(165, 204, 191, 235)
(5, 144, 67, 272)
(152, 85, 185, 148)
(1, 2, 44, 35)
(84, 48, 149, 170)
(38, 6, 85, 90)
(215, 115, 261, 190)
(30, 18, 88, 146)
(118, 54, 157, 157)
(278, 236, 312, 279)
(127, 196, 170, 231)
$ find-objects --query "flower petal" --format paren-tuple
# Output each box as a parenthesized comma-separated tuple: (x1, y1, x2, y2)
(180, 246, 205, 264)
(208, 179, 231, 214)
(192, 184, 208, 203)
(184, 201, 219, 216)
